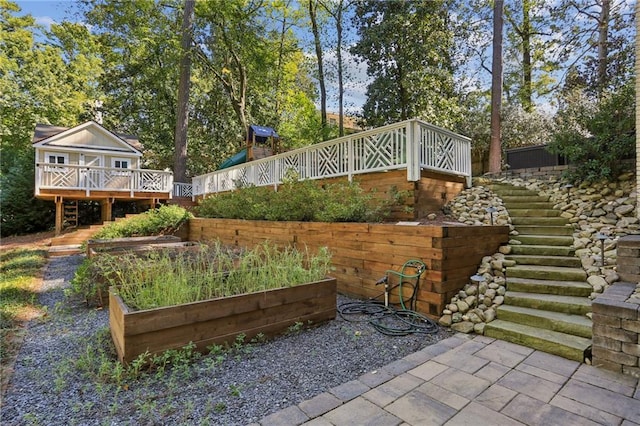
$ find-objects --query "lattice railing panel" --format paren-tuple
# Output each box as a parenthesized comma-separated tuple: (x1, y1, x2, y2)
(44, 167, 79, 188)
(191, 118, 472, 196)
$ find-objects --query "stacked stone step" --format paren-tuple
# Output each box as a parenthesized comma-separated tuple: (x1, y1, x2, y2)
(484, 184, 593, 362)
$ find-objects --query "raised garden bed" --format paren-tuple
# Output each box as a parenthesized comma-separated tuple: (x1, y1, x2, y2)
(87, 235, 182, 258)
(109, 277, 337, 363)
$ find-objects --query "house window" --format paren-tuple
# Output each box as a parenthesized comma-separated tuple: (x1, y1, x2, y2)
(112, 158, 130, 169)
(45, 152, 68, 165)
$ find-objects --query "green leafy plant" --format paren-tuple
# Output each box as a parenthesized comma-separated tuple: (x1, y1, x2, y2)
(90, 204, 192, 240)
(196, 178, 397, 223)
(94, 241, 332, 311)
(548, 80, 635, 182)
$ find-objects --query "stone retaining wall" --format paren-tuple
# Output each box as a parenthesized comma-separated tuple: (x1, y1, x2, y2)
(592, 235, 640, 378)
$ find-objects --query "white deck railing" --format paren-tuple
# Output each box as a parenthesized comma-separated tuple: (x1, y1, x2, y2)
(173, 182, 193, 198)
(35, 164, 174, 197)
(192, 118, 471, 198)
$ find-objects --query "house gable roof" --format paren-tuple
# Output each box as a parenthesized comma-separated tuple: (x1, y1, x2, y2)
(32, 121, 143, 155)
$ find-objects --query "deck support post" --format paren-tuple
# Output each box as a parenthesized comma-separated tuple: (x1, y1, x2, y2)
(54, 196, 63, 236)
(101, 198, 114, 223)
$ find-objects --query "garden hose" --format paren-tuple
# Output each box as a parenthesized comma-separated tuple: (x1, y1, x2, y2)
(337, 300, 439, 336)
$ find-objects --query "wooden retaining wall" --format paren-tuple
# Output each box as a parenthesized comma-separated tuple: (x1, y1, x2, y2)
(189, 218, 509, 318)
(110, 278, 337, 363)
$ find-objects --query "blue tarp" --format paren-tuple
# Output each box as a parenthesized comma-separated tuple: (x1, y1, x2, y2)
(217, 148, 247, 170)
(249, 125, 279, 143)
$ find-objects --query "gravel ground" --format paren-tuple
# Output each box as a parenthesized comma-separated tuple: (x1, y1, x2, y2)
(1, 255, 452, 426)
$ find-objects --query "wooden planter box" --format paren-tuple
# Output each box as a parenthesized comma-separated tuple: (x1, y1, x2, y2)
(109, 277, 337, 363)
(87, 235, 182, 258)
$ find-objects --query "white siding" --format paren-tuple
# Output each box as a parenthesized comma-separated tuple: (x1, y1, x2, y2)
(46, 127, 134, 152)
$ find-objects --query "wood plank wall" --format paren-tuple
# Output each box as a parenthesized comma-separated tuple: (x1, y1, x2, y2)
(189, 218, 509, 318)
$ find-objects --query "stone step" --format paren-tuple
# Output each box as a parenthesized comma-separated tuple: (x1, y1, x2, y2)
(508, 264, 586, 281)
(511, 234, 574, 246)
(504, 291, 592, 316)
(502, 201, 555, 209)
(487, 186, 540, 196)
(513, 225, 574, 236)
(506, 254, 581, 268)
(508, 208, 561, 217)
(484, 319, 592, 362)
(495, 305, 592, 338)
(506, 277, 592, 297)
(511, 217, 570, 226)
(48, 244, 83, 257)
(510, 244, 575, 256)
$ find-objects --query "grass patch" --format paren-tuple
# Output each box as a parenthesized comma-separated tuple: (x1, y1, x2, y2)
(0, 247, 48, 392)
(0, 248, 48, 329)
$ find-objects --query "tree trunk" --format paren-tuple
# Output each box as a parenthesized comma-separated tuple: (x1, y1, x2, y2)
(173, 0, 195, 183)
(489, 0, 504, 175)
(309, 0, 327, 139)
(522, 0, 532, 112)
(336, 0, 344, 136)
(597, 0, 610, 94)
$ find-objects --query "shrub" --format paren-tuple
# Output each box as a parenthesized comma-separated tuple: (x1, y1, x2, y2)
(547, 81, 635, 182)
(90, 205, 192, 240)
(196, 179, 395, 223)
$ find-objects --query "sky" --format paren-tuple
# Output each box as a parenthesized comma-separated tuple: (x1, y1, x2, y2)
(13, 0, 369, 115)
(15, 0, 80, 28)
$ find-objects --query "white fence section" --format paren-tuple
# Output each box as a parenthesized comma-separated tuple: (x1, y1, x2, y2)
(192, 118, 471, 198)
(36, 164, 174, 197)
(173, 182, 193, 198)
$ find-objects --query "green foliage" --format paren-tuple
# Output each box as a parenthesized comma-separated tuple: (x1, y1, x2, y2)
(197, 179, 394, 223)
(73, 328, 207, 386)
(92, 241, 332, 310)
(90, 205, 192, 240)
(0, 152, 55, 236)
(548, 81, 635, 183)
(0, 247, 47, 358)
(351, 0, 461, 128)
(67, 258, 101, 306)
(1, 3, 100, 235)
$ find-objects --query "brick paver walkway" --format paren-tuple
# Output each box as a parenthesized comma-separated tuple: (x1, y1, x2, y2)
(254, 334, 640, 426)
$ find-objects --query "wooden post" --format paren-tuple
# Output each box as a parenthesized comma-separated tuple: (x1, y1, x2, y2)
(101, 198, 113, 223)
(55, 196, 63, 236)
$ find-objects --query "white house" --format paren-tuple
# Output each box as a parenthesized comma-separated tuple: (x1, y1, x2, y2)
(32, 121, 174, 234)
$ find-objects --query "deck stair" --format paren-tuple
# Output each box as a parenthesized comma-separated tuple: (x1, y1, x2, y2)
(484, 183, 592, 362)
(63, 201, 79, 229)
(48, 225, 104, 257)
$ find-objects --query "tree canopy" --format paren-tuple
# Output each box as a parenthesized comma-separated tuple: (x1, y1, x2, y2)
(1, 0, 636, 234)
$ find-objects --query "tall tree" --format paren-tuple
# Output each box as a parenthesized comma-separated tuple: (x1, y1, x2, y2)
(320, 0, 352, 136)
(1, 0, 103, 235)
(173, 0, 195, 183)
(489, 0, 504, 174)
(553, 0, 635, 95)
(351, 0, 459, 128)
(308, 0, 327, 139)
(82, 0, 183, 170)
